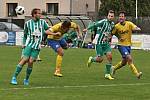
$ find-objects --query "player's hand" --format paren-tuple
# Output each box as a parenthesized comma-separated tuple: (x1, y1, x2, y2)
(92, 39, 97, 44)
(78, 34, 82, 39)
(83, 29, 87, 32)
(22, 45, 26, 49)
(102, 37, 107, 42)
(55, 32, 61, 36)
(119, 38, 125, 42)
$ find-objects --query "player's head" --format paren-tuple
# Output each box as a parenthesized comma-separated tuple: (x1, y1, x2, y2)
(107, 10, 115, 21)
(119, 11, 126, 23)
(31, 8, 41, 21)
(61, 20, 71, 32)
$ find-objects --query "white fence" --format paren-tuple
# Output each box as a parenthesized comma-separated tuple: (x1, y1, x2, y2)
(111, 34, 150, 50)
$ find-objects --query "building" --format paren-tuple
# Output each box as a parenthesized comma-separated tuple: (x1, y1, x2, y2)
(0, 0, 100, 20)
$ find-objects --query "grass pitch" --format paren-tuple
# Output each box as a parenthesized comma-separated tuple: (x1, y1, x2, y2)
(0, 46, 150, 100)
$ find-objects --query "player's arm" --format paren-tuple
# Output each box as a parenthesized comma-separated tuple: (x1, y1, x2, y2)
(70, 22, 82, 38)
(92, 33, 99, 44)
(45, 25, 61, 36)
(111, 26, 121, 39)
(94, 20, 103, 28)
(130, 21, 141, 31)
(133, 26, 141, 31)
(88, 21, 104, 44)
(83, 20, 103, 32)
(45, 30, 61, 36)
(76, 25, 82, 38)
(43, 20, 50, 30)
(22, 22, 28, 48)
(83, 22, 95, 32)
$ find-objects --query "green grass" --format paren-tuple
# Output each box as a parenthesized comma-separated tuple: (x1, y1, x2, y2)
(0, 46, 150, 100)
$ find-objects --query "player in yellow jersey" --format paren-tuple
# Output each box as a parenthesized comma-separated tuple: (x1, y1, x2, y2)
(45, 20, 81, 77)
(112, 11, 142, 79)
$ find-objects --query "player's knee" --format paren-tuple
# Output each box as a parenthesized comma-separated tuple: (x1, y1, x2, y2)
(121, 59, 127, 66)
(57, 48, 64, 56)
(108, 55, 112, 61)
(96, 57, 103, 63)
(57, 51, 64, 56)
(122, 62, 127, 66)
(106, 53, 112, 59)
(28, 59, 34, 63)
(126, 56, 133, 63)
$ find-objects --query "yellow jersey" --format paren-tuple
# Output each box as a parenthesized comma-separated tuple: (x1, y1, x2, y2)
(47, 22, 78, 40)
(112, 21, 137, 46)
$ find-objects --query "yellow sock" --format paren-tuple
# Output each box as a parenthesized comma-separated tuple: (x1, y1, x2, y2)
(55, 55, 63, 73)
(129, 63, 138, 76)
(114, 61, 123, 70)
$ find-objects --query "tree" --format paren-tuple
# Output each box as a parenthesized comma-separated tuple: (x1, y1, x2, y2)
(99, 0, 150, 17)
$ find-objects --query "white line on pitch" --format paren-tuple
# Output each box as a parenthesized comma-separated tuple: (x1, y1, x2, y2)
(1, 83, 150, 91)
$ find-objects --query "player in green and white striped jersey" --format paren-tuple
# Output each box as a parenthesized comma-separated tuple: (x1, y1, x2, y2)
(84, 10, 115, 80)
(11, 8, 50, 85)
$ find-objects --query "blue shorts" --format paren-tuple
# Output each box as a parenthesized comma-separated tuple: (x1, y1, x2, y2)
(118, 45, 131, 58)
(47, 38, 67, 52)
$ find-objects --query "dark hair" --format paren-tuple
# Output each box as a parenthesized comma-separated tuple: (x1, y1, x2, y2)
(108, 10, 114, 14)
(62, 20, 71, 28)
(119, 11, 126, 16)
(31, 8, 41, 17)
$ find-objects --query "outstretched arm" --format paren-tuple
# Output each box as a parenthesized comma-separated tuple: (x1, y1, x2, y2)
(133, 26, 141, 31)
(45, 29, 61, 36)
(70, 22, 82, 38)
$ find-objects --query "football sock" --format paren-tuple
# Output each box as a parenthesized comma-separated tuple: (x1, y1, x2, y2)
(25, 67, 32, 80)
(56, 55, 63, 73)
(13, 64, 22, 78)
(91, 57, 97, 62)
(114, 61, 123, 70)
(105, 64, 112, 74)
(129, 63, 138, 76)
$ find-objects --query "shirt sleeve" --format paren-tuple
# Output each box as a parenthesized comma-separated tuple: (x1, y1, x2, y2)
(87, 20, 103, 30)
(94, 20, 103, 28)
(23, 22, 28, 45)
(129, 22, 137, 30)
(70, 22, 78, 29)
(111, 26, 117, 35)
(111, 25, 120, 38)
(49, 23, 60, 32)
(43, 20, 49, 30)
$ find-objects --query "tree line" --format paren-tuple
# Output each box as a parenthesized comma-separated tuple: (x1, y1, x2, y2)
(99, 0, 150, 17)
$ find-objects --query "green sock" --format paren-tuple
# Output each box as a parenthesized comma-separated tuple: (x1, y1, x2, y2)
(105, 64, 112, 74)
(25, 67, 32, 80)
(13, 64, 22, 78)
(91, 57, 97, 62)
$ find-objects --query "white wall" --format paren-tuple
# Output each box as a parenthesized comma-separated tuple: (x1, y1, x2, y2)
(0, 0, 96, 18)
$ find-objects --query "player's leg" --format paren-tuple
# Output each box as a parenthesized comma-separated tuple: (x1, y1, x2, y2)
(48, 39, 64, 77)
(24, 49, 39, 85)
(112, 45, 128, 76)
(87, 44, 103, 67)
(126, 46, 142, 79)
(11, 46, 31, 85)
(53, 38, 68, 77)
(111, 58, 127, 76)
(104, 44, 114, 80)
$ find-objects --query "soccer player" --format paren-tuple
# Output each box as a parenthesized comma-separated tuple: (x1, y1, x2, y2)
(10, 8, 53, 85)
(45, 20, 81, 77)
(83, 10, 115, 80)
(111, 11, 142, 79)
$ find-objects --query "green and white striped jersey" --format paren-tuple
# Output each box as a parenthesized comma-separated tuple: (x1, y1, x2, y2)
(23, 19, 49, 49)
(88, 19, 114, 44)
